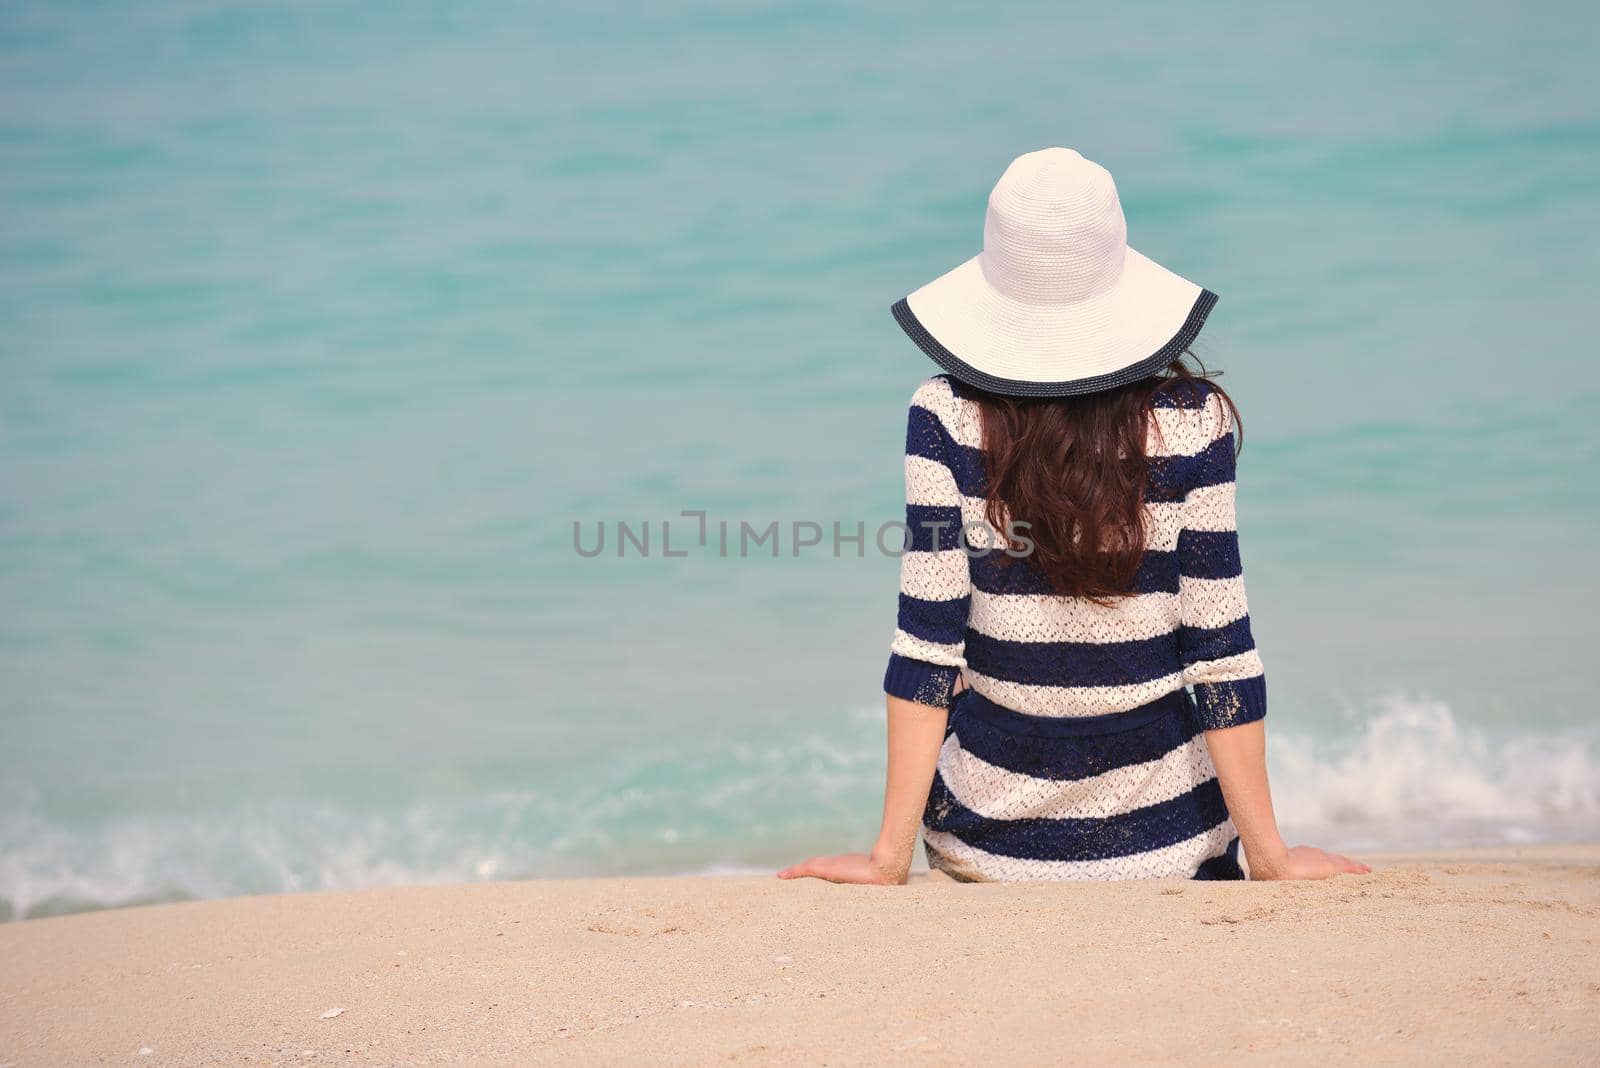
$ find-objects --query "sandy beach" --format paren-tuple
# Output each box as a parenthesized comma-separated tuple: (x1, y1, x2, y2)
(2, 845, 1596, 1066)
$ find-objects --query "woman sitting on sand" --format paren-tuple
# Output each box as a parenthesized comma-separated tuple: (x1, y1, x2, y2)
(781, 148, 1368, 885)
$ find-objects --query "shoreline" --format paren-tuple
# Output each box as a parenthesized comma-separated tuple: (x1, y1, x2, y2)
(3, 845, 1596, 1065)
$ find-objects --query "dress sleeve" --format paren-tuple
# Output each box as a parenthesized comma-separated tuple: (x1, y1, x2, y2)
(1176, 388, 1268, 729)
(883, 378, 972, 710)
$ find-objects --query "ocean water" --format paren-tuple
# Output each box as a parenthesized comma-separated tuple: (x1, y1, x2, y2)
(2, 2, 1597, 918)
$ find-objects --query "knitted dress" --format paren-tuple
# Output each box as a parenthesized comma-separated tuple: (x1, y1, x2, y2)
(883, 375, 1266, 881)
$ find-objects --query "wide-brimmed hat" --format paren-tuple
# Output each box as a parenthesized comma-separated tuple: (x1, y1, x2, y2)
(891, 147, 1217, 398)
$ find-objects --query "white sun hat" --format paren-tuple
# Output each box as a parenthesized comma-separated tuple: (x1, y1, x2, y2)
(891, 147, 1217, 397)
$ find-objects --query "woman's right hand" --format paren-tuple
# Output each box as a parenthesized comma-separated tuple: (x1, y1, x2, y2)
(1250, 844, 1371, 880)
(777, 851, 908, 885)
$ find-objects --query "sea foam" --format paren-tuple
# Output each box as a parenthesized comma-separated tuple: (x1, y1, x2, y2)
(1, 695, 1594, 920)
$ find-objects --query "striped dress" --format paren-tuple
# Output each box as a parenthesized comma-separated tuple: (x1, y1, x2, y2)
(883, 374, 1267, 881)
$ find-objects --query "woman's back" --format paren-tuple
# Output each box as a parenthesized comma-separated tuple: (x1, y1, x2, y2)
(888, 372, 1265, 722)
(885, 372, 1269, 880)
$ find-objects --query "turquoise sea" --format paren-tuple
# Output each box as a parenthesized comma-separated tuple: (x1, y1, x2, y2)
(2, 2, 1597, 918)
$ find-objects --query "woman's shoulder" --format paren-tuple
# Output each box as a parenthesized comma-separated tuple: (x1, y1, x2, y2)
(1151, 375, 1222, 411)
(1149, 377, 1235, 454)
(908, 373, 963, 412)
(904, 375, 981, 452)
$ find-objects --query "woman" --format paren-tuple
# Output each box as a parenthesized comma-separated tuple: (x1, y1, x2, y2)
(781, 148, 1368, 884)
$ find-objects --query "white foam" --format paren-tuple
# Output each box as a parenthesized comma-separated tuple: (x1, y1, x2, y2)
(1, 695, 1595, 917)
(1270, 694, 1600, 849)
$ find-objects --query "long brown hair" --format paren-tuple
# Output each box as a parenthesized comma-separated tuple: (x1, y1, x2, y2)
(974, 353, 1240, 603)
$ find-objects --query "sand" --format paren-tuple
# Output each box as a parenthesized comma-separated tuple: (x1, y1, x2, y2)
(1, 845, 1596, 1066)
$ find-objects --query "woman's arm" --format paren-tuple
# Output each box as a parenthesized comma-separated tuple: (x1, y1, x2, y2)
(777, 694, 948, 885)
(1206, 719, 1369, 879)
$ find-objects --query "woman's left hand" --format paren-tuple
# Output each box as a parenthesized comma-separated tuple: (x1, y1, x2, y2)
(777, 852, 906, 885)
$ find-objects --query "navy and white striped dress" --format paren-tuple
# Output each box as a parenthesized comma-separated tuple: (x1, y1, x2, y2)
(883, 374, 1266, 881)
